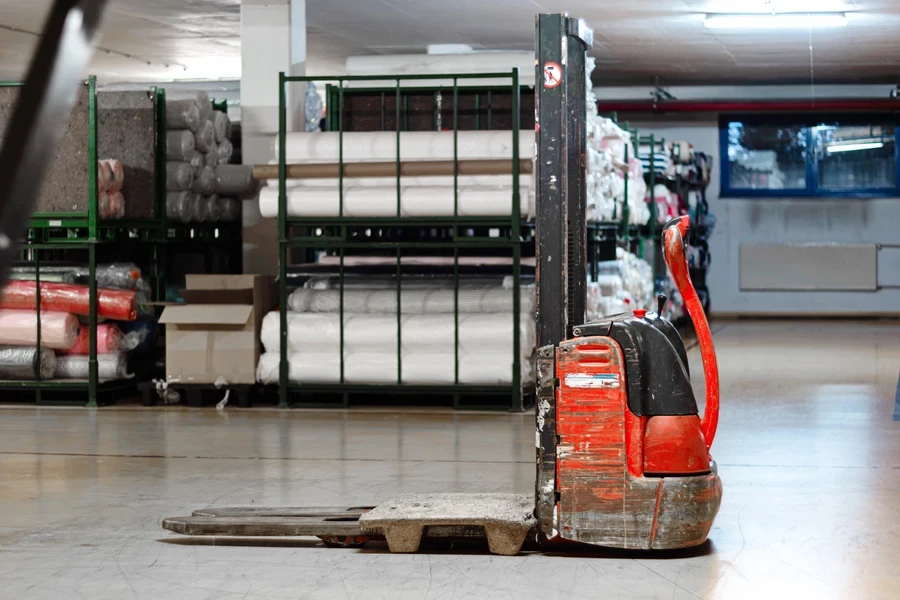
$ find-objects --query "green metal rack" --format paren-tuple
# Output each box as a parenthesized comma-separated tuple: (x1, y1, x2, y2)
(277, 70, 528, 411)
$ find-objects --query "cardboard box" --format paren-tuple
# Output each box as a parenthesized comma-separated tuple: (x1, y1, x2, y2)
(158, 275, 274, 385)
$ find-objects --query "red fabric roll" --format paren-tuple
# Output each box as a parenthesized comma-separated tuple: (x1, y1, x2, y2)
(61, 323, 122, 355)
(97, 160, 113, 191)
(0, 281, 137, 321)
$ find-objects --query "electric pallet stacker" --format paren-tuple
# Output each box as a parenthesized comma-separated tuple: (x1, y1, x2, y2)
(160, 13, 722, 554)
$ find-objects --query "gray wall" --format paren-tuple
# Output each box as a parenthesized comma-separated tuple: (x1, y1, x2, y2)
(622, 115, 900, 316)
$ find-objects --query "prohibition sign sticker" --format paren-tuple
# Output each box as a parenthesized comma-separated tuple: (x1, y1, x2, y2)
(543, 62, 562, 88)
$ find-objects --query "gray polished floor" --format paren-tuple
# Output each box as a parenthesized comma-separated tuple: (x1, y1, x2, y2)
(1, 320, 898, 599)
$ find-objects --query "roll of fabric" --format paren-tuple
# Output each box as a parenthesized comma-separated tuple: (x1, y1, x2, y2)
(55, 352, 129, 380)
(288, 286, 535, 315)
(190, 166, 216, 195)
(217, 139, 233, 164)
(205, 195, 221, 222)
(257, 351, 533, 386)
(0, 345, 56, 380)
(165, 98, 201, 132)
(211, 111, 228, 143)
(215, 164, 255, 196)
(276, 130, 534, 163)
(166, 191, 192, 223)
(167, 91, 210, 122)
(97, 160, 113, 191)
(8, 264, 141, 291)
(62, 323, 122, 355)
(0, 310, 79, 349)
(166, 161, 193, 192)
(104, 159, 124, 192)
(189, 150, 204, 172)
(194, 120, 215, 153)
(258, 185, 527, 218)
(192, 193, 209, 222)
(203, 142, 219, 168)
(98, 189, 112, 218)
(220, 197, 241, 222)
(224, 115, 233, 141)
(109, 191, 125, 218)
(260, 311, 535, 354)
(166, 130, 195, 161)
(0, 281, 138, 321)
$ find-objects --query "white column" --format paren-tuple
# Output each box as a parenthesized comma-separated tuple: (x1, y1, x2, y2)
(290, 0, 307, 130)
(240, 0, 305, 275)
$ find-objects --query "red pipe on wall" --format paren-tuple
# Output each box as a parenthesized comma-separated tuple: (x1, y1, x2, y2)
(595, 99, 900, 114)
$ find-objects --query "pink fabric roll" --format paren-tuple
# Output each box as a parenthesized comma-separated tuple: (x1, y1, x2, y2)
(98, 189, 112, 219)
(103, 159, 124, 192)
(97, 160, 113, 191)
(0, 310, 79, 349)
(62, 323, 122, 355)
(110, 191, 125, 218)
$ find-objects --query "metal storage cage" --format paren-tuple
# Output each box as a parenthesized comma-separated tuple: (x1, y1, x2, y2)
(275, 70, 530, 410)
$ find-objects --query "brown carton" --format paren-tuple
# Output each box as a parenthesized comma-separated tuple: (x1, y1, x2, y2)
(158, 275, 274, 385)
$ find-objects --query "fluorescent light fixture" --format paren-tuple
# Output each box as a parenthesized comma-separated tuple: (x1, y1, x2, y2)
(704, 12, 848, 29)
(826, 142, 884, 154)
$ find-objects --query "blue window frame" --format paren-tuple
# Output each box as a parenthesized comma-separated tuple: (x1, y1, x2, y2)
(720, 114, 900, 198)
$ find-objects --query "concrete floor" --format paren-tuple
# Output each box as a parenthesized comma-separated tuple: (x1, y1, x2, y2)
(1, 320, 898, 599)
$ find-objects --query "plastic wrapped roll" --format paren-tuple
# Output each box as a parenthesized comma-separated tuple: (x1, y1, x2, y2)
(103, 159, 124, 192)
(288, 286, 535, 315)
(211, 111, 228, 143)
(215, 164, 255, 196)
(203, 142, 219, 168)
(0, 310, 79, 349)
(205, 195, 221, 222)
(62, 323, 122, 355)
(166, 130, 195, 161)
(192, 193, 209, 222)
(167, 90, 210, 121)
(189, 150, 204, 172)
(8, 264, 140, 290)
(55, 352, 130, 380)
(166, 191, 191, 223)
(0, 345, 56, 380)
(0, 281, 138, 321)
(119, 320, 155, 352)
(191, 166, 216, 195)
(166, 161, 193, 191)
(98, 189, 111, 218)
(97, 160, 113, 191)
(224, 115, 232, 140)
(109, 191, 125, 218)
(165, 98, 200, 132)
(220, 197, 241, 222)
(194, 119, 215, 153)
(216, 139, 233, 164)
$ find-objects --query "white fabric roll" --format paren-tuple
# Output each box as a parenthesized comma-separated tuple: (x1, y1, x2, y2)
(258, 185, 531, 218)
(55, 352, 129, 380)
(260, 311, 535, 355)
(257, 351, 533, 386)
(276, 130, 534, 163)
(288, 286, 535, 315)
(265, 174, 532, 189)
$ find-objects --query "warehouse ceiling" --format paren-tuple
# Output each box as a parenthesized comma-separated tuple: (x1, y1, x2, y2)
(0, 1, 897, 84)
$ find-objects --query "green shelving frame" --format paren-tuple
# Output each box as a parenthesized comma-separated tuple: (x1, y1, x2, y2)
(276, 69, 527, 411)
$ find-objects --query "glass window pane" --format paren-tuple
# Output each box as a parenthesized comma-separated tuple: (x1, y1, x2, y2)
(815, 123, 895, 190)
(727, 122, 808, 190)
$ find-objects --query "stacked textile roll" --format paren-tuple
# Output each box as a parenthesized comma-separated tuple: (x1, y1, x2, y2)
(97, 158, 125, 219)
(257, 278, 536, 386)
(585, 248, 655, 322)
(0, 262, 153, 381)
(165, 92, 242, 224)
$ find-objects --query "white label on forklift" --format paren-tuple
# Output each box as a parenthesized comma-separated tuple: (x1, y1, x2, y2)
(565, 373, 619, 388)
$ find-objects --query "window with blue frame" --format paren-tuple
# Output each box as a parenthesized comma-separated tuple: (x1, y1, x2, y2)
(721, 115, 899, 197)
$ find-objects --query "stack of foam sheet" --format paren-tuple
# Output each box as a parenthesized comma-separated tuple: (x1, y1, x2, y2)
(257, 279, 536, 386)
(164, 91, 242, 224)
(258, 130, 535, 219)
